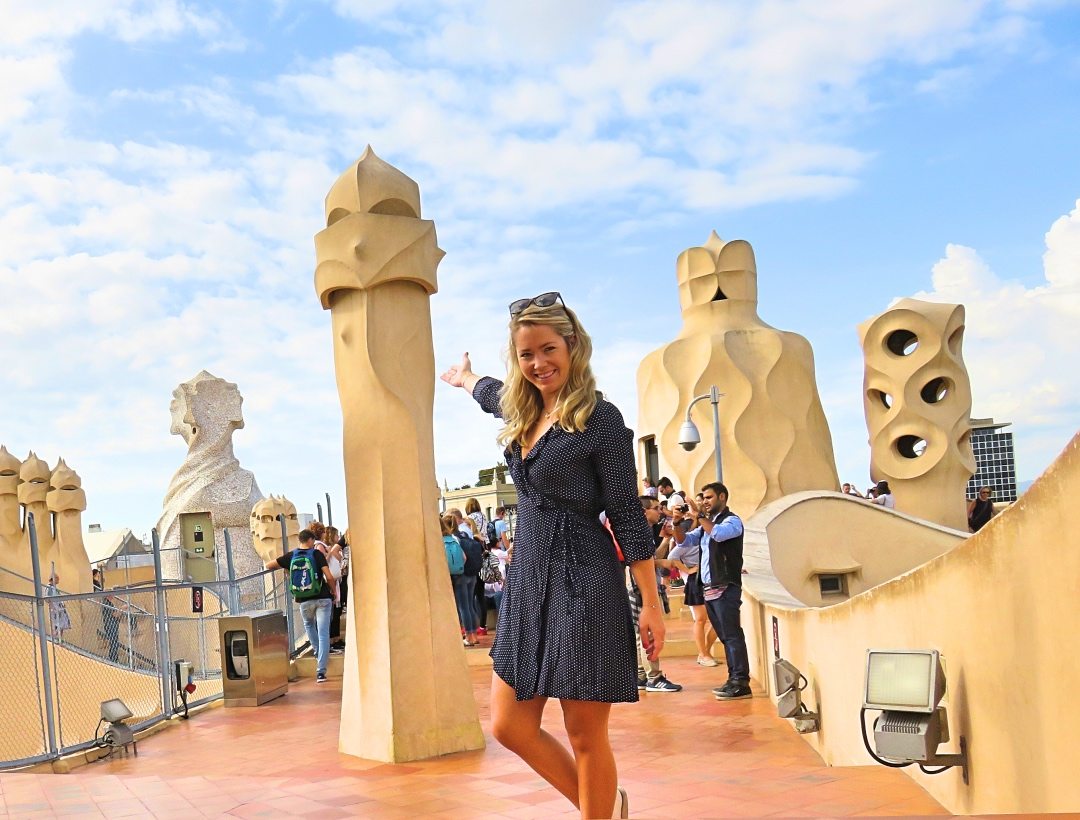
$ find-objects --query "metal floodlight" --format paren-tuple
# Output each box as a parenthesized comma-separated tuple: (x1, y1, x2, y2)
(100, 698, 132, 723)
(861, 649, 967, 782)
(864, 649, 946, 713)
(772, 658, 818, 733)
(99, 698, 136, 752)
(677, 420, 701, 451)
(773, 658, 801, 694)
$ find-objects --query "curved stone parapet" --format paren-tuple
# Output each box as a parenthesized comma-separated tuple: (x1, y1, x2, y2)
(743, 491, 965, 609)
(738, 432, 1080, 814)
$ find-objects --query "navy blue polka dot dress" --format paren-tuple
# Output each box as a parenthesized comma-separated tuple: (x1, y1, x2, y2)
(472, 377, 656, 703)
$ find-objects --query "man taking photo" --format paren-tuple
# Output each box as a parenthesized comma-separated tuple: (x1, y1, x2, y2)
(676, 482, 751, 700)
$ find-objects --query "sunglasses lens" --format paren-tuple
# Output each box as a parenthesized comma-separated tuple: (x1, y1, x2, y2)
(509, 298, 530, 315)
(535, 292, 560, 307)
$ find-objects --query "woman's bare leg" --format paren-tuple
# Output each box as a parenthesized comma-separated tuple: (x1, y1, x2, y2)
(561, 699, 616, 820)
(691, 604, 716, 659)
(490, 673, 580, 807)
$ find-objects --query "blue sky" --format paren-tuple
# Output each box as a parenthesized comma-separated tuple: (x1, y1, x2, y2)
(1, 0, 1078, 536)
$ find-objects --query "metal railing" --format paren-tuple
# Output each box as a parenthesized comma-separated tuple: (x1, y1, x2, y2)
(0, 516, 308, 770)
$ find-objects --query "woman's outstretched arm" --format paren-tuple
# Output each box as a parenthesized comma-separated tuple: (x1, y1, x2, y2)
(440, 351, 482, 393)
(441, 352, 504, 417)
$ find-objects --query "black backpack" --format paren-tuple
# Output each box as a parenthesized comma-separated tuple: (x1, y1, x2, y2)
(459, 533, 484, 576)
(486, 520, 498, 546)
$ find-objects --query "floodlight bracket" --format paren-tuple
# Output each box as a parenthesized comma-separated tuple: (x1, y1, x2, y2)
(791, 703, 819, 734)
(861, 706, 968, 784)
(923, 737, 969, 784)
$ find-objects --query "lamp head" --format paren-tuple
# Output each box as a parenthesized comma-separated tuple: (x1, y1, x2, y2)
(101, 698, 133, 723)
(774, 658, 802, 694)
(864, 649, 946, 713)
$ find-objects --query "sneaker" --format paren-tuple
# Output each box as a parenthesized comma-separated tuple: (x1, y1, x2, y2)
(712, 681, 736, 697)
(329, 647, 344, 655)
(715, 682, 753, 700)
(316, 671, 328, 684)
(697, 655, 719, 667)
(636, 674, 647, 690)
(644, 675, 683, 693)
(477, 627, 487, 636)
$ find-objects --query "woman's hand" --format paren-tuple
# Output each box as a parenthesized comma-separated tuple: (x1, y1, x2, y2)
(638, 605, 666, 662)
(440, 352, 474, 388)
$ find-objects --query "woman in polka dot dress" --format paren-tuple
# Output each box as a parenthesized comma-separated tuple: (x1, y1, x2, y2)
(441, 292, 664, 820)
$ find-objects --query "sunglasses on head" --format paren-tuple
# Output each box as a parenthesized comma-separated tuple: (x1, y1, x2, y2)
(509, 291, 564, 316)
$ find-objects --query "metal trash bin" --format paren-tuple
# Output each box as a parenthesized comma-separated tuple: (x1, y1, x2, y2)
(218, 609, 289, 706)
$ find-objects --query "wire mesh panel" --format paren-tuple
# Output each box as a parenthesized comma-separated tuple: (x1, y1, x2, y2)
(0, 593, 49, 766)
(164, 585, 223, 682)
(0, 567, 307, 769)
(49, 589, 163, 754)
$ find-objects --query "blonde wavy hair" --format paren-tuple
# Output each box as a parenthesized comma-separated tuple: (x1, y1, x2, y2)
(497, 302, 598, 448)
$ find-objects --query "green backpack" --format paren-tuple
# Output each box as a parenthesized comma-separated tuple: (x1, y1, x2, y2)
(288, 548, 324, 601)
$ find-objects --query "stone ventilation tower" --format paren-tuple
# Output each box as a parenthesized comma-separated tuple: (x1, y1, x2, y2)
(0, 449, 92, 594)
(47, 458, 92, 593)
(249, 495, 299, 564)
(314, 146, 483, 762)
(858, 298, 975, 530)
(636, 232, 839, 516)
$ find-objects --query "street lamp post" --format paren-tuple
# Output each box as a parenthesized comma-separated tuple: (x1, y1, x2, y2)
(677, 385, 725, 482)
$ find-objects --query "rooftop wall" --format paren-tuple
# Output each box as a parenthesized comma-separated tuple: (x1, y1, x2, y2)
(742, 432, 1080, 814)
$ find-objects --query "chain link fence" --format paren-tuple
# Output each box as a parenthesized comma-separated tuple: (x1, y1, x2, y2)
(0, 567, 306, 769)
(47, 589, 164, 751)
(0, 593, 50, 766)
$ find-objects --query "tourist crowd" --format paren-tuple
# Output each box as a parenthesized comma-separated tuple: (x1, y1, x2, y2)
(441, 502, 510, 647)
(443, 479, 756, 702)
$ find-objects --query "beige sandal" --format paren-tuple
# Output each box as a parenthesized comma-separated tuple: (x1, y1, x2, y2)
(613, 786, 629, 818)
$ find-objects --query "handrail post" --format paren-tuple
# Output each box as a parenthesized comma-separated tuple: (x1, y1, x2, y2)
(28, 512, 59, 759)
(223, 528, 239, 614)
(325, 492, 333, 528)
(276, 514, 294, 653)
(152, 529, 173, 719)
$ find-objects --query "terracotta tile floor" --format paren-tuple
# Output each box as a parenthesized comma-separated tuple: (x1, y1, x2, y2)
(0, 651, 957, 818)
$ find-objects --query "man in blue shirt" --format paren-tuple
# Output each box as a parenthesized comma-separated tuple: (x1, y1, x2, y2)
(493, 506, 511, 549)
(678, 482, 752, 700)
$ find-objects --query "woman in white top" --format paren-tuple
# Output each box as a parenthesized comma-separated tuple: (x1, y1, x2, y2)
(870, 480, 896, 509)
(465, 497, 489, 544)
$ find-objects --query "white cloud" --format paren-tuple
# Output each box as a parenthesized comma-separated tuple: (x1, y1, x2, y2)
(911, 200, 1080, 477)
(268, 1, 1045, 226)
(0, 0, 231, 50)
(0, 0, 1066, 531)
